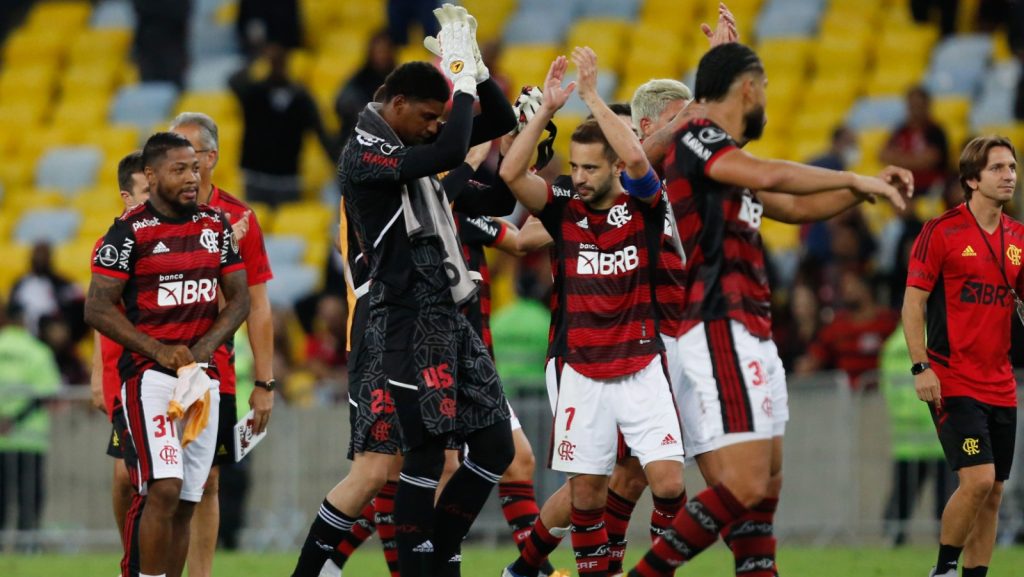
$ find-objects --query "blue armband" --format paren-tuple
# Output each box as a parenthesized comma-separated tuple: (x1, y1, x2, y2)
(619, 167, 661, 200)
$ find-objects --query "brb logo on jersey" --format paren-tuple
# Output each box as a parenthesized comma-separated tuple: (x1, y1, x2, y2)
(607, 204, 632, 228)
(577, 246, 639, 276)
(157, 274, 218, 307)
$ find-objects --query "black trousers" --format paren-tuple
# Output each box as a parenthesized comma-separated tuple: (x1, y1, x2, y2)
(884, 458, 955, 545)
(0, 451, 45, 532)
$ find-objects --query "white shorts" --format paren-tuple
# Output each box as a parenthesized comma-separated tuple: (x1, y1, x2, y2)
(508, 400, 522, 432)
(549, 356, 684, 475)
(661, 333, 713, 458)
(121, 369, 220, 503)
(672, 320, 789, 454)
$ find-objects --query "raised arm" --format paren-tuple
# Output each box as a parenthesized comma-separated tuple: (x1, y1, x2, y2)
(491, 217, 525, 257)
(499, 56, 576, 213)
(470, 78, 517, 145)
(397, 92, 477, 180)
(516, 215, 554, 252)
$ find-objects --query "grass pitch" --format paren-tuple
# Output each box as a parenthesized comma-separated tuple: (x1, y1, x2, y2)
(4, 545, 1024, 576)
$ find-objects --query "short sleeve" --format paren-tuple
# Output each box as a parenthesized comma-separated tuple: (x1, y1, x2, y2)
(907, 220, 946, 292)
(345, 131, 410, 186)
(238, 210, 273, 285)
(457, 214, 504, 247)
(219, 212, 246, 275)
(91, 220, 137, 280)
(675, 121, 738, 179)
(537, 174, 575, 236)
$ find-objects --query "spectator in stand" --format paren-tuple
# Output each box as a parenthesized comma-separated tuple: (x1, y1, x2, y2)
(880, 86, 950, 195)
(130, 0, 191, 87)
(796, 268, 899, 389)
(230, 43, 337, 206)
(335, 31, 396, 144)
(387, 0, 440, 46)
(236, 0, 301, 59)
(808, 125, 860, 171)
(910, 0, 957, 37)
(9, 242, 85, 341)
(773, 282, 821, 372)
(304, 295, 349, 401)
(38, 316, 87, 386)
(0, 299, 61, 542)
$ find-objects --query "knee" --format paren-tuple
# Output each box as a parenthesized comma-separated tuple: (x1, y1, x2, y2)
(146, 479, 184, 514)
(402, 442, 446, 482)
(203, 465, 220, 496)
(504, 442, 536, 481)
(649, 476, 684, 501)
(611, 462, 650, 501)
(442, 450, 461, 479)
(467, 422, 515, 475)
(984, 481, 1005, 509)
(728, 475, 771, 509)
(960, 470, 996, 502)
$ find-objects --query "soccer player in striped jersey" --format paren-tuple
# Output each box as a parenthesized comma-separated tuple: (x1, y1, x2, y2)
(626, 43, 912, 577)
(500, 50, 685, 577)
(170, 111, 276, 577)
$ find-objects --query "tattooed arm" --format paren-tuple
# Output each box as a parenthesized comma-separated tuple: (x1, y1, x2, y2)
(189, 268, 250, 364)
(84, 274, 194, 370)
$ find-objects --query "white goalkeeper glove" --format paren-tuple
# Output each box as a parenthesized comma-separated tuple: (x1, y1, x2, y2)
(512, 86, 544, 134)
(424, 3, 487, 89)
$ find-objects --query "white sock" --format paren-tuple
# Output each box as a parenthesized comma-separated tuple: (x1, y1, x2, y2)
(139, 573, 167, 577)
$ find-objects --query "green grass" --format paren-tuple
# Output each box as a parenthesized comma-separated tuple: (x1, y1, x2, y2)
(4, 545, 1024, 576)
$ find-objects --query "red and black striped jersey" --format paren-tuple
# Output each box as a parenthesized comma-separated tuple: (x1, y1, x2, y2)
(908, 203, 1024, 406)
(455, 213, 507, 357)
(655, 192, 688, 337)
(664, 119, 772, 339)
(537, 175, 664, 379)
(209, 185, 273, 395)
(91, 201, 245, 381)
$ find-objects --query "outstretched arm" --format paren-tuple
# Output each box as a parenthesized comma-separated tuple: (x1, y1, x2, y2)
(759, 166, 913, 223)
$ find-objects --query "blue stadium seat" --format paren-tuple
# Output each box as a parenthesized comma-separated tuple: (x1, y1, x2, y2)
(267, 264, 320, 307)
(970, 92, 1015, 131)
(90, 0, 135, 29)
(186, 55, 244, 91)
(264, 235, 307, 268)
(35, 147, 103, 195)
(15, 208, 81, 244)
(560, 72, 619, 114)
(188, 23, 240, 60)
(578, 0, 639, 19)
(846, 97, 906, 130)
(503, 12, 572, 44)
(110, 82, 179, 127)
(926, 34, 993, 96)
(756, 2, 823, 39)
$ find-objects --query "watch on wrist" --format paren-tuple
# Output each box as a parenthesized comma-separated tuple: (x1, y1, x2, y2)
(254, 379, 276, 392)
(910, 362, 930, 376)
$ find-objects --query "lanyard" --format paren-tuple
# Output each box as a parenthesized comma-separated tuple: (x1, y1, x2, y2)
(965, 203, 1024, 326)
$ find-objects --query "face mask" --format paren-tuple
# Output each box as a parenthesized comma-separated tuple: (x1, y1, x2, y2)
(840, 146, 862, 169)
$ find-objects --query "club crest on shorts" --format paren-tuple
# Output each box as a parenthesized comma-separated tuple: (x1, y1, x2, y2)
(962, 437, 980, 456)
(159, 444, 179, 465)
(557, 439, 575, 461)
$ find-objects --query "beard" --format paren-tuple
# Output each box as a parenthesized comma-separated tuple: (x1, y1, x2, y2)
(742, 106, 766, 141)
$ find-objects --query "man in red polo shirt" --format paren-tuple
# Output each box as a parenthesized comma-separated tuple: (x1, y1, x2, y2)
(904, 135, 1020, 577)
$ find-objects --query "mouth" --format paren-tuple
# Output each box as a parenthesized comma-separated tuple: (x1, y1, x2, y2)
(181, 188, 198, 201)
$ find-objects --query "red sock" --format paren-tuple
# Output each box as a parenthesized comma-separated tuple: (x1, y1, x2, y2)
(650, 492, 685, 542)
(571, 506, 610, 576)
(513, 517, 564, 575)
(631, 484, 746, 577)
(722, 497, 777, 577)
(374, 481, 400, 577)
(605, 489, 636, 575)
(333, 500, 376, 567)
(499, 481, 541, 550)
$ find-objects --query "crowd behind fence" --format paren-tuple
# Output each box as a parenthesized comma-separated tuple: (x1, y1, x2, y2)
(1, 372, 1023, 553)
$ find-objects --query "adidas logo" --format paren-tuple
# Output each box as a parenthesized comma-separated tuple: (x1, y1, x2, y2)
(661, 433, 677, 446)
(153, 241, 170, 254)
(412, 540, 434, 553)
(962, 245, 977, 257)
(576, 217, 589, 229)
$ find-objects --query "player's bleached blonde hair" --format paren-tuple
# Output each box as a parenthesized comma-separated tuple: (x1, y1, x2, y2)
(630, 79, 693, 134)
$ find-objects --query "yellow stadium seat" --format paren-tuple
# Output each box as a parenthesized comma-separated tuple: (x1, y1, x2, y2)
(460, 0, 516, 42)
(273, 201, 334, 237)
(792, 110, 847, 146)
(78, 208, 121, 243)
(19, 126, 78, 165)
(52, 95, 109, 128)
(757, 38, 814, 78)
(566, 19, 631, 69)
(311, 50, 364, 95)
(0, 159, 36, 191)
(976, 123, 1024, 147)
(789, 138, 833, 164)
(942, 122, 967, 171)
(0, 243, 30, 296)
(992, 30, 1013, 62)
(304, 238, 329, 268)
(71, 186, 122, 214)
(396, 43, 433, 66)
(301, 0, 344, 49)
(500, 45, 560, 91)
(67, 28, 133, 64)
(802, 78, 861, 113)
(760, 219, 800, 252)
(175, 91, 241, 124)
(864, 63, 925, 97)
(339, 0, 386, 31)
(26, 1, 92, 33)
(54, 238, 99, 283)
(62, 62, 122, 95)
(877, 24, 938, 61)
(857, 127, 893, 166)
(0, 98, 49, 128)
(93, 125, 142, 159)
(2, 29, 67, 65)
(247, 201, 274, 232)
(0, 212, 14, 242)
(812, 36, 872, 80)
(743, 138, 786, 161)
(300, 137, 335, 198)
(288, 49, 315, 85)
(0, 65, 58, 104)
(829, 0, 883, 13)
(642, 0, 701, 26)
(931, 97, 971, 129)
(3, 188, 67, 220)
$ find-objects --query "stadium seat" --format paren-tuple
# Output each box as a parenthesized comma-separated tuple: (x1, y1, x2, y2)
(0, 160, 37, 192)
(756, 1, 824, 39)
(3, 29, 67, 65)
(0, 65, 59, 104)
(26, 0, 92, 30)
(504, 12, 572, 44)
(970, 92, 1015, 131)
(0, 98, 49, 128)
(264, 234, 307, 268)
(68, 28, 133, 65)
(847, 97, 906, 131)
(0, 243, 31, 296)
(19, 126, 79, 165)
(35, 146, 104, 195)
(566, 19, 631, 71)
(90, 0, 136, 29)
(54, 238, 98, 287)
(267, 264, 321, 307)
(931, 96, 972, 129)
(560, 72, 619, 115)
(499, 44, 560, 91)
(176, 91, 240, 123)
(52, 95, 110, 128)
(864, 64, 925, 98)
(186, 55, 245, 91)
(578, 0, 640, 19)
(110, 82, 179, 127)
(62, 62, 123, 96)
(856, 127, 893, 166)
(189, 21, 240, 59)
(272, 202, 334, 238)
(14, 208, 81, 245)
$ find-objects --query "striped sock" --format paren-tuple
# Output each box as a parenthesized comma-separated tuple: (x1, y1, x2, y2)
(499, 481, 542, 550)
(332, 500, 377, 569)
(571, 506, 610, 576)
(292, 500, 356, 577)
(375, 481, 400, 577)
(651, 492, 686, 542)
(722, 497, 777, 577)
(605, 489, 636, 575)
(512, 517, 565, 576)
(629, 484, 746, 577)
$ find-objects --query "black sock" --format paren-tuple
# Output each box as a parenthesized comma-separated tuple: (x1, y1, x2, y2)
(936, 543, 963, 575)
(292, 500, 355, 577)
(963, 567, 988, 577)
(396, 474, 439, 577)
(433, 457, 504, 577)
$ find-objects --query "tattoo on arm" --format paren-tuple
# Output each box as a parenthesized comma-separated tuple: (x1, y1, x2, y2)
(84, 275, 162, 360)
(191, 269, 250, 363)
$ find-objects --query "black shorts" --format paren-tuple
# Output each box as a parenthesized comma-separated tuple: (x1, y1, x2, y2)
(366, 285, 510, 452)
(930, 396, 1017, 481)
(106, 402, 130, 459)
(213, 393, 237, 466)
(347, 295, 402, 460)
